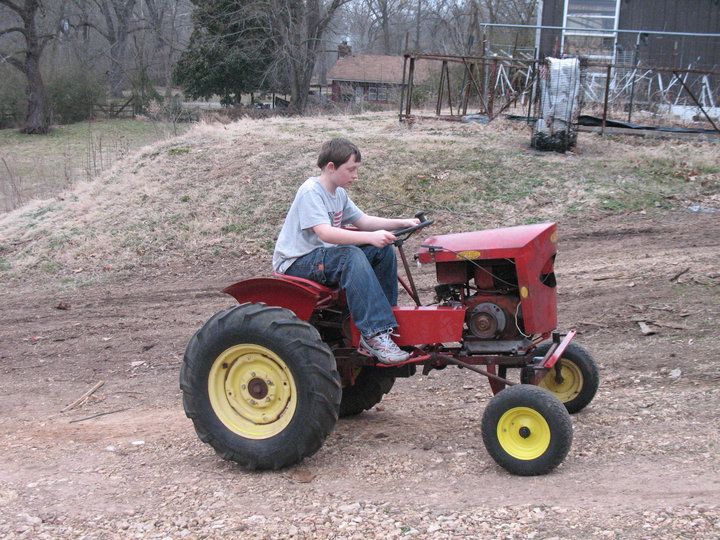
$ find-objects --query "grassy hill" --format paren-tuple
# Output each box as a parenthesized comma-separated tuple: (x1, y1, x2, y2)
(0, 119, 188, 212)
(0, 113, 718, 285)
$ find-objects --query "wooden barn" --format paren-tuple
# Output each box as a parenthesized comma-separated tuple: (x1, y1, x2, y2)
(326, 45, 433, 104)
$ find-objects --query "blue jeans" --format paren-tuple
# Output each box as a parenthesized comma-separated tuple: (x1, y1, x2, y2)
(285, 245, 398, 337)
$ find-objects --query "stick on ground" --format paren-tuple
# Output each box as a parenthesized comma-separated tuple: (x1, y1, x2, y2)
(62, 381, 105, 412)
(69, 407, 129, 424)
(670, 267, 690, 282)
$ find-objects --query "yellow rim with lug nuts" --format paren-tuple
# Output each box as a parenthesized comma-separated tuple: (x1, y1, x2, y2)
(208, 344, 297, 440)
(539, 359, 583, 404)
(497, 406, 551, 460)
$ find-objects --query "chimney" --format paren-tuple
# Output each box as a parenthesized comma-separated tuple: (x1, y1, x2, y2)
(338, 40, 352, 59)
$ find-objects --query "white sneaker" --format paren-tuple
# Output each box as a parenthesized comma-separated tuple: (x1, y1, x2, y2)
(360, 331, 410, 364)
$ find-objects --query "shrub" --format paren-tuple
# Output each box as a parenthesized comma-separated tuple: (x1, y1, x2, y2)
(47, 70, 106, 124)
(0, 67, 26, 129)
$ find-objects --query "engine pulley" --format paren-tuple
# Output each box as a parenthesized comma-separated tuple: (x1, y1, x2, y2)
(466, 302, 507, 339)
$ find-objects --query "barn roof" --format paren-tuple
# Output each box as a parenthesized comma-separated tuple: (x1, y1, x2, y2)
(328, 54, 433, 84)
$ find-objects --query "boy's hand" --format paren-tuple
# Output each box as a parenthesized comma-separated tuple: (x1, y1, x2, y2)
(369, 230, 397, 248)
(401, 218, 421, 228)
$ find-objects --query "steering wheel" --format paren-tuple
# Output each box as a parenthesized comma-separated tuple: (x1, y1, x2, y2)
(392, 211, 434, 246)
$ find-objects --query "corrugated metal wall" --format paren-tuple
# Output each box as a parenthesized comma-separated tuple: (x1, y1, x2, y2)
(540, 0, 565, 57)
(617, 0, 720, 69)
(539, 0, 720, 69)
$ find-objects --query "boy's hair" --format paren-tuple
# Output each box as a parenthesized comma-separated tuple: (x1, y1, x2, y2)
(317, 138, 361, 169)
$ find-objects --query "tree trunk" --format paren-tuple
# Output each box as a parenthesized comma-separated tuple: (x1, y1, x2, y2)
(95, 0, 137, 99)
(381, 0, 390, 54)
(144, 0, 173, 98)
(0, 0, 51, 133)
(108, 32, 129, 98)
(414, 0, 421, 50)
(23, 52, 49, 134)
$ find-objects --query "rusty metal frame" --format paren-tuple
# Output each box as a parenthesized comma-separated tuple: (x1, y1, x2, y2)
(672, 71, 720, 133)
(400, 52, 720, 135)
(400, 52, 540, 124)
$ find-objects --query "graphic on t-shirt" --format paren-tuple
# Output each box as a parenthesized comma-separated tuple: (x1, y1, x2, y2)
(329, 210, 343, 227)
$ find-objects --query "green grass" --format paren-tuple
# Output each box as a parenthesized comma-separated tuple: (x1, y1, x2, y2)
(168, 146, 191, 155)
(0, 118, 190, 211)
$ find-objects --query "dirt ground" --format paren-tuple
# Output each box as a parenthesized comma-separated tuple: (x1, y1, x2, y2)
(1, 209, 719, 539)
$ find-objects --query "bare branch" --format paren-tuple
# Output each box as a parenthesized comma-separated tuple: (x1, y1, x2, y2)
(2, 54, 23, 71)
(0, 26, 26, 39)
(0, 0, 23, 14)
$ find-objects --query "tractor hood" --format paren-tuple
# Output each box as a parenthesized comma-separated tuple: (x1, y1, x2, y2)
(417, 223, 557, 263)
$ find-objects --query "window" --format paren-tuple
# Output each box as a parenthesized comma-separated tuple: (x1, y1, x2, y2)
(365, 85, 389, 102)
(565, 0, 617, 35)
(563, 0, 618, 60)
(568, 0, 616, 17)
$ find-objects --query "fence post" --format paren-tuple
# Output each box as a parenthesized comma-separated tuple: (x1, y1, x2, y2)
(602, 64, 612, 135)
(436, 60, 447, 115)
(526, 61, 536, 125)
(405, 57, 415, 118)
(488, 59, 498, 118)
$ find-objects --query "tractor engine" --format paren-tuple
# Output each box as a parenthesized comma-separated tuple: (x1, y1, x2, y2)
(419, 222, 559, 352)
(434, 259, 522, 341)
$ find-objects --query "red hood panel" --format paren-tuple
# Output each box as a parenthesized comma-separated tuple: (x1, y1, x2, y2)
(418, 223, 556, 263)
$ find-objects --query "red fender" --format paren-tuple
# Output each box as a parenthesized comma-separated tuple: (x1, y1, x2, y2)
(222, 275, 337, 321)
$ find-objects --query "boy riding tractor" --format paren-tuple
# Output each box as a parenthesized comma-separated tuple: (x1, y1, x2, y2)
(181, 138, 598, 476)
(181, 216, 599, 476)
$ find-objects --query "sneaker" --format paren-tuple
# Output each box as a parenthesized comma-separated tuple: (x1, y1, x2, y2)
(359, 330, 410, 364)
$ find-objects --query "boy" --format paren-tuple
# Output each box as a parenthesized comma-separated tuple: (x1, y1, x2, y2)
(272, 138, 419, 364)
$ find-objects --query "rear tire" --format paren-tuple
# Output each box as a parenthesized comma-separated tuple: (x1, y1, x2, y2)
(530, 342, 599, 414)
(180, 303, 341, 470)
(339, 367, 396, 417)
(482, 385, 572, 476)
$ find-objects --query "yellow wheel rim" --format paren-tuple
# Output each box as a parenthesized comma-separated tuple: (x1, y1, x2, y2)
(208, 344, 297, 440)
(497, 406, 551, 460)
(539, 359, 583, 403)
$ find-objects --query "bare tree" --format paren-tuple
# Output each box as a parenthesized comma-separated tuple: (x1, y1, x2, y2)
(0, 0, 55, 133)
(248, 0, 351, 112)
(143, 0, 191, 96)
(74, 0, 138, 98)
(336, 1, 372, 51)
(478, 0, 537, 24)
(365, 0, 409, 54)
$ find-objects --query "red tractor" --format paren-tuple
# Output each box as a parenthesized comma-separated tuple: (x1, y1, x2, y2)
(181, 217, 599, 476)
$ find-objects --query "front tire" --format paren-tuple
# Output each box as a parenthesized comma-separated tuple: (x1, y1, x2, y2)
(482, 385, 572, 476)
(532, 342, 599, 414)
(180, 303, 341, 470)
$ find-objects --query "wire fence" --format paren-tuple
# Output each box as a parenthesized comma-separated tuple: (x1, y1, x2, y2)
(400, 53, 720, 132)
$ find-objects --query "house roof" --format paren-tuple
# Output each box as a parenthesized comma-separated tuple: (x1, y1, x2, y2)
(327, 54, 433, 84)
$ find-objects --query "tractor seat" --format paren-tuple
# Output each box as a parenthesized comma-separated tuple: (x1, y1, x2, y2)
(272, 273, 338, 296)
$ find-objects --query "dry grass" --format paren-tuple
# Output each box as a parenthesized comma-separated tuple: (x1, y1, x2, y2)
(0, 112, 718, 282)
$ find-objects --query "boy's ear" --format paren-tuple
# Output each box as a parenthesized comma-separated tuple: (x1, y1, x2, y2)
(325, 161, 336, 172)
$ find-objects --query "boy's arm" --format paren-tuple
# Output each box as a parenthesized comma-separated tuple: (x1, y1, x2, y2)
(313, 223, 397, 248)
(353, 215, 420, 232)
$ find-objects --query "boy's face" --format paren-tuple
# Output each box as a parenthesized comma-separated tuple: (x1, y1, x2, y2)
(328, 154, 360, 189)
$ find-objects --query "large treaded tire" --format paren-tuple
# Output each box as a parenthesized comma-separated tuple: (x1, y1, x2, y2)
(339, 367, 396, 417)
(180, 303, 341, 470)
(482, 385, 572, 476)
(531, 342, 599, 414)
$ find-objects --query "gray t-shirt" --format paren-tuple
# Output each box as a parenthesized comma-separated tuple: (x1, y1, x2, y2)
(272, 177, 364, 273)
